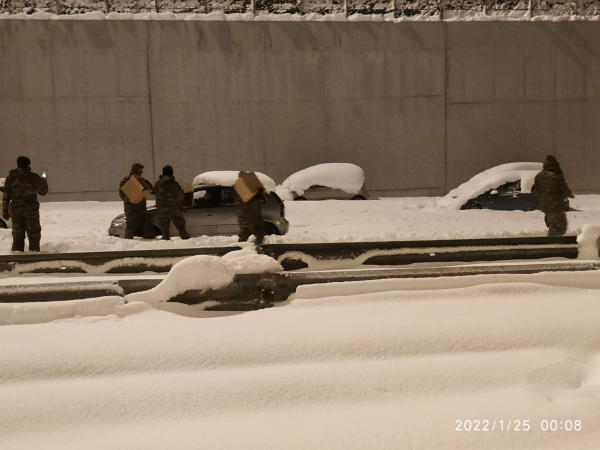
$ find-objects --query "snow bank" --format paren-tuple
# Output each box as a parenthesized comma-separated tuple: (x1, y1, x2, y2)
(126, 255, 236, 303)
(222, 246, 283, 274)
(192, 171, 276, 193)
(125, 248, 282, 303)
(2, 276, 600, 449)
(0, 296, 151, 326)
(438, 163, 542, 210)
(281, 163, 365, 196)
(577, 224, 600, 260)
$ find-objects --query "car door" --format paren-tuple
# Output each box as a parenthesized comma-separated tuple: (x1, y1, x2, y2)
(217, 187, 241, 235)
(181, 188, 219, 237)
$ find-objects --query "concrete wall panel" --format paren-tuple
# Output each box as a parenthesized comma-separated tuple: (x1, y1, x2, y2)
(0, 20, 152, 196)
(1, 20, 599, 201)
(148, 21, 446, 195)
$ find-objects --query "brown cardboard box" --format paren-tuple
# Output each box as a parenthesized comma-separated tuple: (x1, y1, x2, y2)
(179, 181, 194, 193)
(120, 176, 151, 204)
(179, 181, 194, 207)
(234, 171, 265, 202)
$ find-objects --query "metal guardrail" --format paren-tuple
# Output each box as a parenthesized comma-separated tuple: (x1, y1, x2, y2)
(0, 235, 579, 274)
(2, 259, 599, 305)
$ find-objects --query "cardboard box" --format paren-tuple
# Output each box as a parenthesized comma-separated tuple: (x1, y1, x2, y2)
(120, 176, 151, 204)
(234, 171, 265, 203)
(179, 181, 194, 193)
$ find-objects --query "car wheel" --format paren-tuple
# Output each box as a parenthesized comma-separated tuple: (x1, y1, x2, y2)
(0, 219, 6, 229)
(351, 195, 366, 200)
(464, 202, 483, 210)
(294, 196, 307, 201)
(264, 222, 280, 236)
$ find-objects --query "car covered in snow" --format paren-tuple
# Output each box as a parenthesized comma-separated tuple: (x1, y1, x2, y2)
(278, 163, 370, 201)
(437, 162, 571, 211)
(109, 171, 289, 239)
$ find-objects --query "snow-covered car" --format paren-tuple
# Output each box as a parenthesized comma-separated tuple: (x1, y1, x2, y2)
(108, 171, 289, 239)
(278, 163, 370, 201)
(437, 162, 566, 211)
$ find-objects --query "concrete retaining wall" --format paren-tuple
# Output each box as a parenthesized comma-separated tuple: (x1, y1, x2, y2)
(0, 20, 599, 200)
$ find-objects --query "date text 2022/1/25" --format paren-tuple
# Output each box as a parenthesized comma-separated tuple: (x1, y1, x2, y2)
(455, 420, 582, 432)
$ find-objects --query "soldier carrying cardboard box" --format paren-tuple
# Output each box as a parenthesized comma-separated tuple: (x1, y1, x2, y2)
(235, 171, 266, 246)
(119, 163, 154, 240)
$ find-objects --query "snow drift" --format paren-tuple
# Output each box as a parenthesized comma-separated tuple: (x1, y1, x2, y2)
(2, 274, 600, 449)
(280, 163, 365, 197)
(577, 224, 600, 260)
(125, 249, 282, 303)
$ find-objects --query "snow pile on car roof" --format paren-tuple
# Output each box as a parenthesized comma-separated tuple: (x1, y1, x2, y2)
(281, 163, 365, 196)
(437, 162, 543, 210)
(193, 171, 276, 193)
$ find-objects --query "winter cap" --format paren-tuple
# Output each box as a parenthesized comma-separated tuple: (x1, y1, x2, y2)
(17, 156, 31, 169)
(130, 163, 144, 175)
(162, 165, 174, 177)
(543, 155, 560, 171)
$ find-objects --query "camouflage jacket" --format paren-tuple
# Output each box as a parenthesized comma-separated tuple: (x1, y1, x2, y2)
(119, 174, 153, 210)
(236, 193, 264, 225)
(2, 168, 49, 213)
(534, 170, 573, 213)
(154, 175, 185, 214)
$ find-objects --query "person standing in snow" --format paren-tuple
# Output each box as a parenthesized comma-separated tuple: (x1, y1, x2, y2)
(533, 155, 574, 237)
(2, 156, 49, 252)
(237, 184, 265, 246)
(120, 163, 154, 240)
(153, 165, 190, 241)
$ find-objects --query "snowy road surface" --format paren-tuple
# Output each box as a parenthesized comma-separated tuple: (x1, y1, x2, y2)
(1, 196, 600, 254)
(2, 271, 600, 449)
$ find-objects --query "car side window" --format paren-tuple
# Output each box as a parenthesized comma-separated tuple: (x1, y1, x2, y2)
(496, 181, 521, 196)
(193, 188, 220, 208)
(221, 188, 240, 206)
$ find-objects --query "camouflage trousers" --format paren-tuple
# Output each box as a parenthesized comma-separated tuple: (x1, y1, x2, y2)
(158, 211, 190, 241)
(11, 208, 41, 252)
(544, 210, 568, 237)
(124, 208, 154, 240)
(238, 221, 265, 246)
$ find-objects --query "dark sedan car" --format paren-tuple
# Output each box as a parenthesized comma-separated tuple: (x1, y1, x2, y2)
(109, 185, 289, 239)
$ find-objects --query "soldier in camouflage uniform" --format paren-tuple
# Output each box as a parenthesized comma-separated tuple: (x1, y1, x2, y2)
(237, 186, 265, 246)
(153, 165, 190, 240)
(2, 156, 49, 252)
(533, 155, 574, 237)
(120, 163, 154, 240)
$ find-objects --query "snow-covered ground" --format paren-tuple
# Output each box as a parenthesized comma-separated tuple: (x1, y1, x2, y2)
(1, 196, 600, 254)
(2, 270, 600, 449)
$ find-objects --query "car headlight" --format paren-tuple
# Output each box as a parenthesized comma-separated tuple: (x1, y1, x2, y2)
(111, 217, 125, 227)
